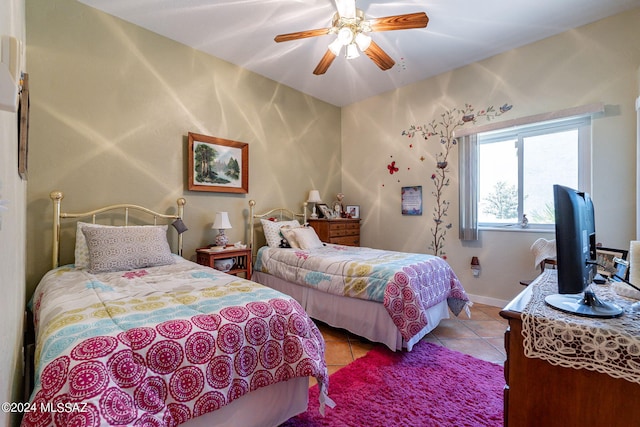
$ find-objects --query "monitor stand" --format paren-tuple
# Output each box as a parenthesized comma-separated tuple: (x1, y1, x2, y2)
(545, 289, 623, 318)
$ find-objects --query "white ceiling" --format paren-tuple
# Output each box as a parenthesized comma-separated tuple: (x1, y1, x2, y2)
(78, 0, 640, 107)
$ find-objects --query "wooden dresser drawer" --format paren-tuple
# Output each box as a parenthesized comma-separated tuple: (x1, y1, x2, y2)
(308, 218, 361, 247)
(331, 235, 360, 246)
(328, 226, 358, 237)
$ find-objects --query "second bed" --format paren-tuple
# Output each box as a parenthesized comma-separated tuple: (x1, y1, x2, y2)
(249, 201, 471, 351)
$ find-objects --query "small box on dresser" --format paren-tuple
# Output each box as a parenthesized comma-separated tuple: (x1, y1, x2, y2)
(308, 218, 360, 246)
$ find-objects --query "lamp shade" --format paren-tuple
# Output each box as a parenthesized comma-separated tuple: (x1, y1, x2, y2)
(212, 212, 232, 230)
(307, 190, 322, 203)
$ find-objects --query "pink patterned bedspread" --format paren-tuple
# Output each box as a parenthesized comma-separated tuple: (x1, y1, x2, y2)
(255, 245, 470, 346)
(22, 257, 328, 427)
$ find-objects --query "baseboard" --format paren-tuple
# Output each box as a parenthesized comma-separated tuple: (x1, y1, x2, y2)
(466, 293, 509, 309)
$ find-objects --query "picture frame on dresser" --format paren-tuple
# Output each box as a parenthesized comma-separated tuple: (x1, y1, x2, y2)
(188, 132, 248, 193)
(317, 203, 335, 219)
(346, 205, 360, 219)
(595, 247, 628, 278)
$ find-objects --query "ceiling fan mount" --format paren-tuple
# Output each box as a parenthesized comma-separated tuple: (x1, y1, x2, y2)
(330, 8, 368, 36)
(274, 0, 429, 75)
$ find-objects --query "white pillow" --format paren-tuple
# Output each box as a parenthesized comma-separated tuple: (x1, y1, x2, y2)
(75, 222, 110, 269)
(287, 227, 324, 250)
(260, 219, 300, 247)
(82, 225, 175, 273)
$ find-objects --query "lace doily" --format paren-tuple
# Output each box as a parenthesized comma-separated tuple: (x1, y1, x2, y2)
(521, 270, 640, 384)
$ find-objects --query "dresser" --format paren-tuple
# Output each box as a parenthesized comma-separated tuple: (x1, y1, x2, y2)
(500, 271, 640, 427)
(308, 218, 360, 246)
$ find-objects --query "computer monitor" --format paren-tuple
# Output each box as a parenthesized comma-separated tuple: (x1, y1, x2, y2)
(544, 184, 623, 318)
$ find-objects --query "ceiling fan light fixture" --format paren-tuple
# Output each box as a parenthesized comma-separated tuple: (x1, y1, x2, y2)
(338, 27, 354, 44)
(274, 1, 428, 75)
(345, 43, 360, 59)
(328, 37, 343, 55)
(355, 32, 371, 51)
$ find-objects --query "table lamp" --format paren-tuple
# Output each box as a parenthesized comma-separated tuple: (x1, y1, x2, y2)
(307, 190, 322, 219)
(212, 212, 232, 247)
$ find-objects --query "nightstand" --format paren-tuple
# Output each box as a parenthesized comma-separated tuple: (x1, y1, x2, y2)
(196, 246, 252, 280)
(307, 218, 360, 246)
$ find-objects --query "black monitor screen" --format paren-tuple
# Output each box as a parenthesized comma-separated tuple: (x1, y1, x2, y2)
(554, 184, 597, 294)
(546, 184, 622, 318)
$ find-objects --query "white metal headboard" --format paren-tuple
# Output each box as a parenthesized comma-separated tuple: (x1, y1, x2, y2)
(50, 191, 186, 268)
(248, 200, 307, 258)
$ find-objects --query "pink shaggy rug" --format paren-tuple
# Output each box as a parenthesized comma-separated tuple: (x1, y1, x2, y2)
(281, 341, 503, 427)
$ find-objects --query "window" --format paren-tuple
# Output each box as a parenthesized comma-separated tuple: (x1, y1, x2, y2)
(476, 116, 591, 229)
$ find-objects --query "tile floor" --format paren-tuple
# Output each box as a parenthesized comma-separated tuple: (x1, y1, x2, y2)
(315, 302, 508, 380)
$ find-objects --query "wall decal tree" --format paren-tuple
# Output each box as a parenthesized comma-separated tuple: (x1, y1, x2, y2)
(402, 103, 513, 257)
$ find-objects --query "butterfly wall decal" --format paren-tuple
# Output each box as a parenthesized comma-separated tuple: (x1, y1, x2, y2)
(387, 161, 399, 174)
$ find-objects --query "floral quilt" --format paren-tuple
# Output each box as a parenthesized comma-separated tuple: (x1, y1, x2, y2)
(255, 245, 470, 343)
(22, 257, 329, 427)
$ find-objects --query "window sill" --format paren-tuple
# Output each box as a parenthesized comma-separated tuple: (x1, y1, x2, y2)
(479, 225, 554, 233)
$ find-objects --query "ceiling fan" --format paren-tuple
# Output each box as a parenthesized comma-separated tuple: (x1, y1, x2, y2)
(274, 0, 429, 75)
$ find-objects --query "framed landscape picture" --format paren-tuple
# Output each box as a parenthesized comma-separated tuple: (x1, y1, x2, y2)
(188, 132, 248, 193)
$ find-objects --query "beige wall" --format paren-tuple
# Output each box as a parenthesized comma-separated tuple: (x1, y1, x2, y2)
(637, 65, 640, 240)
(25, 0, 341, 298)
(342, 9, 640, 305)
(23, 1, 639, 308)
(0, 0, 26, 423)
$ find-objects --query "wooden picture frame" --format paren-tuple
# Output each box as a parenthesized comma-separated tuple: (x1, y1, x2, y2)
(18, 73, 29, 180)
(188, 132, 248, 193)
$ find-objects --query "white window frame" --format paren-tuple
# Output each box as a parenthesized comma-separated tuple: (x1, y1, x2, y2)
(476, 116, 592, 231)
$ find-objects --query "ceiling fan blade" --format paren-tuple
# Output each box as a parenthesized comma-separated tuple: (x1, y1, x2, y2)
(369, 12, 429, 32)
(363, 40, 395, 71)
(313, 50, 337, 75)
(335, 0, 356, 18)
(274, 28, 331, 43)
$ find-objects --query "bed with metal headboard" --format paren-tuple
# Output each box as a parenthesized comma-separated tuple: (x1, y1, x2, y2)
(23, 192, 330, 427)
(49, 190, 187, 268)
(248, 199, 307, 258)
(249, 199, 472, 352)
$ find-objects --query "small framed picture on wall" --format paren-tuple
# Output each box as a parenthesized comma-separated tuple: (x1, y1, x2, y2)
(401, 186, 422, 215)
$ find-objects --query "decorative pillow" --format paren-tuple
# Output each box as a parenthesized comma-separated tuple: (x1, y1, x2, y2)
(280, 225, 301, 249)
(82, 225, 175, 273)
(287, 227, 324, 250)
(260, 219, 300, 247)
(75, 222, 110, 269)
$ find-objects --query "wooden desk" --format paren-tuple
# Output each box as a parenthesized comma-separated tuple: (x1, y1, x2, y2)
(500, 276, 640, 427)
(196, 247, 252, 280)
